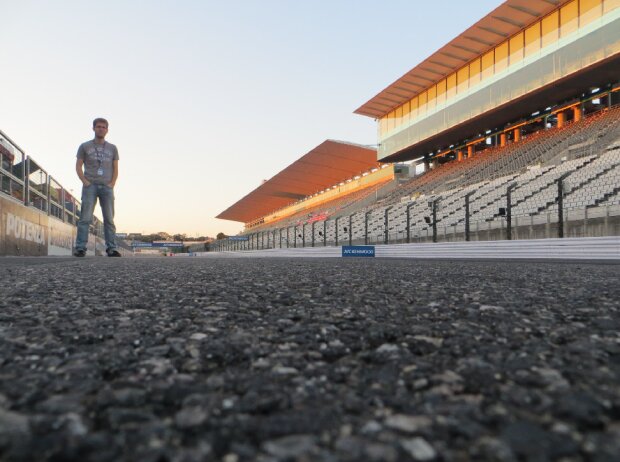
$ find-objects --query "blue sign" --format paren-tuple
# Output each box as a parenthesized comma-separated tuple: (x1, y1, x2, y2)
(131, 242, 184, 248)
(228, 236, 249, 241)
(131, 242, 153, 248)
(342, 245, 375, 257)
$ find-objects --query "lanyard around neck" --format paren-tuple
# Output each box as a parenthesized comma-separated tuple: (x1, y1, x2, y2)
(93, 141, 106, 166)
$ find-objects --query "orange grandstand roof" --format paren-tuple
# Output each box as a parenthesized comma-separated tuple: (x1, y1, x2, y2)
(355, 0, 572, 119)
(217, 140, 379, 223)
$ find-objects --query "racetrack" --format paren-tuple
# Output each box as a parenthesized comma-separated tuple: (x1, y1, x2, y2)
(0, 257, 619, 461)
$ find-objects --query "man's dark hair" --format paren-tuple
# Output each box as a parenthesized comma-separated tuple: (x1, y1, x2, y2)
(93, 118, 109, 128)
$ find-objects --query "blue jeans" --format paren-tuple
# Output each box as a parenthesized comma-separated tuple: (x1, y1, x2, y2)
(75, 183, 116, 252)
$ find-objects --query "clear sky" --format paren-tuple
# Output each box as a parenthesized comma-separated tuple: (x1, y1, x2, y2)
(1, 0, 500, 238)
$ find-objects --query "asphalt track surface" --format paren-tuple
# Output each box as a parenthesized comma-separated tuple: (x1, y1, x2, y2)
(0, 257, 619, 462)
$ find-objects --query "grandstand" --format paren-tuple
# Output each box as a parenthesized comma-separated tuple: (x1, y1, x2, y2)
(215, 0, 619, 251)
(216, 140, 399, 239)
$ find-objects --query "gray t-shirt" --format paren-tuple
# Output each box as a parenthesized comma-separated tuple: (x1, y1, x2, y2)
(76, 140, 119, 185)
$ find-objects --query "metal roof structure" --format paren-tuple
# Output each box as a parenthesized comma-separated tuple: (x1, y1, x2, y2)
(355, 0, 571, 119)
(217, 140, 378, 223)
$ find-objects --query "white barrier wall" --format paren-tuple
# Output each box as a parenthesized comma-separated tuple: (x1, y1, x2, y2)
(198, 237, 620, 260)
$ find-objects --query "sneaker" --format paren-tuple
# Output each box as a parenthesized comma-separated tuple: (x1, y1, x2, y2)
(73, 249, 86, 257)
(107, 250, 121, 257)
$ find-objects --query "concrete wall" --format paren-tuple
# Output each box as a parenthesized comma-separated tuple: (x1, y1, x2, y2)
(0, 194, 105, 256)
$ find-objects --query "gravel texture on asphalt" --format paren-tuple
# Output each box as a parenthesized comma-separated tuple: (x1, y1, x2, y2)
(0, 257, 619, 462)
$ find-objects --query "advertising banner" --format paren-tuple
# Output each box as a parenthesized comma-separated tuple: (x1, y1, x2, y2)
(48, 218, 75, 256)
(131, 241, 153, 248)
(153, 241, 183, 248)
(0, 193, 106, 256)
(131, 241, 184, 248)
(0, 195, 49, 256)
(342, 245, 376, 258)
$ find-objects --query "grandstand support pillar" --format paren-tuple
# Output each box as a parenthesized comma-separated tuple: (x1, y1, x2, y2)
(384, 206, 393, 245)
(431, 199, 439, 243)
(573, 106, 582, 123)
(286, 228, 290, 248)
(500, 133, 507, 147)
(506, 182, 517, 240)
(311, 222, 316, 247)
(349, 214, 354, 246)
(335, 217, 341, 246)
(557, 173, 570, 238)
(406, 203, 415, 243)
(514, 128, 521, 142)
(365, 211, 372, 245)
(293, 226, 297, 248)
(465, 191, 474, 241)
(457, 150, 463, 162)
(261, 232, 265, 250)
(557, 111, 566, 128)
(467, 145, 474, 159)
(279, 229, 283, 248)
(302, 223, 306, 248)
(273, 230, 277, 249)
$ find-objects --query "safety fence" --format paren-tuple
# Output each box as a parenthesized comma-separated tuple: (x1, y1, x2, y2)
(0, 129, 106, 256)
(211, 201, 620, 253)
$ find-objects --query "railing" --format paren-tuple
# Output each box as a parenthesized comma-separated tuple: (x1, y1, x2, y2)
(211, 202, 620, 252)
(0, 129, 104, 236)
(211, 162, 620, 252)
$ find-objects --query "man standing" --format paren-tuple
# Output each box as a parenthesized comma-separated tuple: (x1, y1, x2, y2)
(74, 118, 120, 257)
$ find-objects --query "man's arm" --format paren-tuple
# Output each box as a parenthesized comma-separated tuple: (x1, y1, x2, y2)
(75, 159, 90, 186)
(109, 160, 119, 188)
